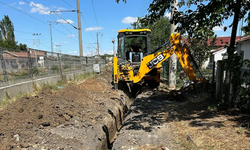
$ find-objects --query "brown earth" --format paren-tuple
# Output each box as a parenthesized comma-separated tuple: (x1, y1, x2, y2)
(1, 66, 250, 150)
(0, 68, 131, 150)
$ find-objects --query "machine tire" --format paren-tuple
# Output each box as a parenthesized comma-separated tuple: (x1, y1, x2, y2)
(147, 80, 160, 89)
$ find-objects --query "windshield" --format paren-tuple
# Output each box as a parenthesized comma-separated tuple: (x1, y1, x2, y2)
(125, 36, 147, 53)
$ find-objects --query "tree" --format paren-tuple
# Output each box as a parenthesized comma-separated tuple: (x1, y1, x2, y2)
(242, 15, 250, 36)
(0, 15, 27, 50)
(130, 17, 171, 50)
(187, 36, 217, 69)
(0, 15, 15, 41)
(0, 39, 18, 49)
(116, 0, 250, 108)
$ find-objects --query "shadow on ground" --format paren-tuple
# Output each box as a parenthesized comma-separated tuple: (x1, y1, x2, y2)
(120, 85, 250, 135)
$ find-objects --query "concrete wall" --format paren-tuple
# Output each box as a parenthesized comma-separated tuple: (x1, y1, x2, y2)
(0, 64, 107, 101)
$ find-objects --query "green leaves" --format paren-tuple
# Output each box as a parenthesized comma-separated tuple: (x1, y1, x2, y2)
(0, 15, 27, 50)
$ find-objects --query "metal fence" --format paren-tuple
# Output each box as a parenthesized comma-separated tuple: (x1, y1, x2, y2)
(0, 47, 105, 87)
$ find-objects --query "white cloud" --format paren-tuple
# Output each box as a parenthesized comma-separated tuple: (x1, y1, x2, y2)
(51, 5, 57, 9)
(100, 50, 114, 55)
(69, 51, 77, 54)
(85, 26, 103, 32)
(10, 2, 16, 6)
(19, 1, 25, 5)
(165, 12, 171, 18)
(213, 26, 223, 31)
(62, 41, 69, 44)
(66, 34, 75, 37)
(57, 19, 74, 24)
(57, 7, 65, 10)
(121, 16, 137, 24)
(30, 2, 50, 15)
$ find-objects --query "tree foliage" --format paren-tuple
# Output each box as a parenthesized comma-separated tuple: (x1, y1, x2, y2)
(116, 0, 250, 110)
(0, 15, 15, 41)
(130, 17, 171, 50)
(0, 15, 27, 50)
(187, 36, 217, 69)
(242, 15, 250, 36)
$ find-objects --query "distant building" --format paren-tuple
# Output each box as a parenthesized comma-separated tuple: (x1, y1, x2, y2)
(183, 36, 242, 69)
(236, 35, 250, 78)
(2, 50, 46, 71)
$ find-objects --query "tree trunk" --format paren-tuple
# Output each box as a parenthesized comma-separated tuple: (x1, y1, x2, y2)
(224, 0, 241, 105)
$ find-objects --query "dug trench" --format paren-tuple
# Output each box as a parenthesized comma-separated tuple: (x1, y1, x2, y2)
(0, 65, 218, 150)
(0, 67, 135, 150)
(2, 66, 250, 150)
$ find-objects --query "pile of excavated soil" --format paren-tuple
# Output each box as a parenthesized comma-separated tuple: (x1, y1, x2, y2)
(0, 68, 130, 150)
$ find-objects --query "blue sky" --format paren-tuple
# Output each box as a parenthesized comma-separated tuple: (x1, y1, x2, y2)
(0, 0, 246, 56)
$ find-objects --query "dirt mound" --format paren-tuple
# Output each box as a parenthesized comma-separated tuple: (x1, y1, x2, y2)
(0, 67, 128, 149)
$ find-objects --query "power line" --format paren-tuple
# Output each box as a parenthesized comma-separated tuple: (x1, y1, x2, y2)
(22, 0, 79, 42)
(50, 11, 78, 29)
(91, 0, 100, 28)
(138, 0, 147, 17)
(0, 1, 48, 25)
(62, 0, 76, 10)
(61, 0, 96, 43)
(15, 30, 33, 34)
(50, 14, 79, 39)
(81, 14, 96, 41)
(141, 0, 151, 17)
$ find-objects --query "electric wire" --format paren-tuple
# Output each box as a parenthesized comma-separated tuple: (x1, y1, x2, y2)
(0, 1, 48, 25)
(81, 14, 96, 41)
(90, 0, 100, 28)
(137, 0, 147, 17)
(61, 0, 96, 43)
(22, 0, 79, 43)
(15, 30, 33, 34)
(62, 0, 76, 10)
(141, 0, 151, 17)
(139, 0, 149, 17)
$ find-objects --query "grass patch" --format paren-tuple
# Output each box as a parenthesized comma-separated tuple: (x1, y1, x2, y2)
(0, 92, 33, 110)
(72, 71, 98, 84)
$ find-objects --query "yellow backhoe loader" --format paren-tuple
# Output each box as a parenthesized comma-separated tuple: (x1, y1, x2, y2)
(113, 29, 204, 91)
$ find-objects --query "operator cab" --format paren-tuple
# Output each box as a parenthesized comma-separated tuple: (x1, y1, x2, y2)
(117, 29, 152, 62)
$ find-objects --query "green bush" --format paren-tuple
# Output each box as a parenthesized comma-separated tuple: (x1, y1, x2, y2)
(50, 65, 59, 73)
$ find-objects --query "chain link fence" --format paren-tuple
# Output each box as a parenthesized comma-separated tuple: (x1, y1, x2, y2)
(0, 47, 105, 87)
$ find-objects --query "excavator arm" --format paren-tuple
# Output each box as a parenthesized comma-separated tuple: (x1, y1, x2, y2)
(132, 33, 199, 83)
(113, 33, 203, 90)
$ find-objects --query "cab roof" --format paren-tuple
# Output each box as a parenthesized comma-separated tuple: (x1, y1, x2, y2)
(118, 29, 151, 33)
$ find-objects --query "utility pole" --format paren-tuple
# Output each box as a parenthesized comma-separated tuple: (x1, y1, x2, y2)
(168, 0, 178, 89)
(97, 32, 100, 57)
(56, 45, 62, 53)
(76, 0, 83, 56)
(33, 33, 41, 67)
(33, 34, 36, 49)
(112, 39, 116, 57)
(48, 21, 57, 54)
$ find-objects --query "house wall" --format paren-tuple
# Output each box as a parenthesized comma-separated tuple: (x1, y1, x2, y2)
(237, 41, 250, 70)
(213, 48, 226, 62)
(238, 41, 250, 61)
